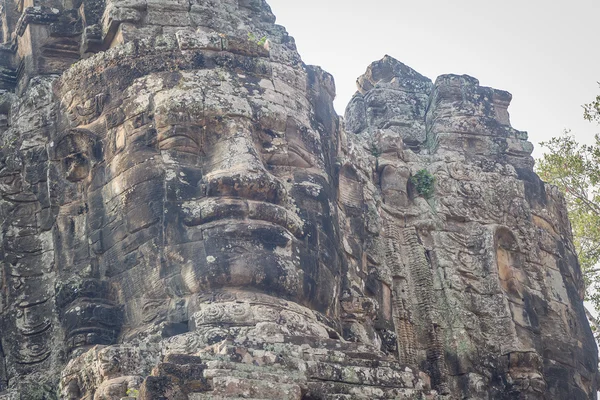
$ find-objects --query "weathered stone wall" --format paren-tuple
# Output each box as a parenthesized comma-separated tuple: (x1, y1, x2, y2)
(344, 55, 598, 398)
(0, 0, 596, 399)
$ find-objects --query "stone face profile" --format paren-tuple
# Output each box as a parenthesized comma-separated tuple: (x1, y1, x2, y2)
(0, 0, 597, 399)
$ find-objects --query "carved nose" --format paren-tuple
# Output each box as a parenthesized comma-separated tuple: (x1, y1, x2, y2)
(203, 131, 287, 204)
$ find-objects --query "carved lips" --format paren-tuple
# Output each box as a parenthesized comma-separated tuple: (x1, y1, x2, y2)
(181, 197, 304, 239)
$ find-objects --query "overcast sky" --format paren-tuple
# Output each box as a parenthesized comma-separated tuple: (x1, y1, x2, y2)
(267, 0, 600, 159)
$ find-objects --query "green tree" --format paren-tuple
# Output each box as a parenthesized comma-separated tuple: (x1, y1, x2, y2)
(537, 92, 600, 332)
(583, 91, 600, 124)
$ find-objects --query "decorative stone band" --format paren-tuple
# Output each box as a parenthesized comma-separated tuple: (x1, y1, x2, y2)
(176, 30, 270, 58)
(56, 33, 273, 107)
(100, 0, 270, 58)
(187, 290, 333, 340)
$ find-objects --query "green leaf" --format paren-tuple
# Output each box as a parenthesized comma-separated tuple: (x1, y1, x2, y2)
(410, 169, 435, 199)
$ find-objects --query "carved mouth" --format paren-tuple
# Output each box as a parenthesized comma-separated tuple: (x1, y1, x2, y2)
(181, 198, 305, 239)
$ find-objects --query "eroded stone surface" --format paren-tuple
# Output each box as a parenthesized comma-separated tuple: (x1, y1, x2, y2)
(0, 0, 596, 399)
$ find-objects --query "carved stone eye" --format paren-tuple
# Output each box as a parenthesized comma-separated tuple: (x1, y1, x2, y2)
(157, 126, 202, 154)
(55, 129, 100, 182)
(64, 153, 90, 182)
(260, 123, 316, 169)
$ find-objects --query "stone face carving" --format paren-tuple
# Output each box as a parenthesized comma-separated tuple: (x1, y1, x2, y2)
(0, 0, 597, 399)
(346, 56, 432, 148)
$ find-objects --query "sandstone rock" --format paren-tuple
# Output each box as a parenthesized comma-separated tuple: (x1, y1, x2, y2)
(0, 0, 596, 399)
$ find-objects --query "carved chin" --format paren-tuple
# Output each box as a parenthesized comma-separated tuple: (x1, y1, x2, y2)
(180, 231, 302, 300)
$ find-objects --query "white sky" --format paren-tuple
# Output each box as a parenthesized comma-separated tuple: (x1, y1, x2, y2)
(267, 0, 600, 159)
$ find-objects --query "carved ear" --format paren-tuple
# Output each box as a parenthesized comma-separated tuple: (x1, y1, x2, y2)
(338, 164, 363, 210)
(495, 227, 528, 296)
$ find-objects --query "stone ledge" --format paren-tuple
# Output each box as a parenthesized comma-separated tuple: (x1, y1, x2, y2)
(15, 6, 61, 37)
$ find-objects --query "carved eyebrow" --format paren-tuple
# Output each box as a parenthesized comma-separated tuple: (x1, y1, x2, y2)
(261, 142, 315, 169)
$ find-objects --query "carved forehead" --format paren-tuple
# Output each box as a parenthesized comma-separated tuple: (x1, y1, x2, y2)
(152, 72, 254, 123)
(58, 31, 272, 82)
(118, 68, 312, 132)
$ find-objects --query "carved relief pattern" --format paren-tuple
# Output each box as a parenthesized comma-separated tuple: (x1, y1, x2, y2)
(0, 78, 58, 395)
(0, 0, 595, 399)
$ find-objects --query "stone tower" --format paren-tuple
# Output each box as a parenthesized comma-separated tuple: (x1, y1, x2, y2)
(0, 0, 596, 398)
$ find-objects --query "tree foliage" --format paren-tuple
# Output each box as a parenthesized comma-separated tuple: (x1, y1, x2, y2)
(537, 91, 600, 328)
(583, 92, 600, 124)
(410, 169, 435, 199)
